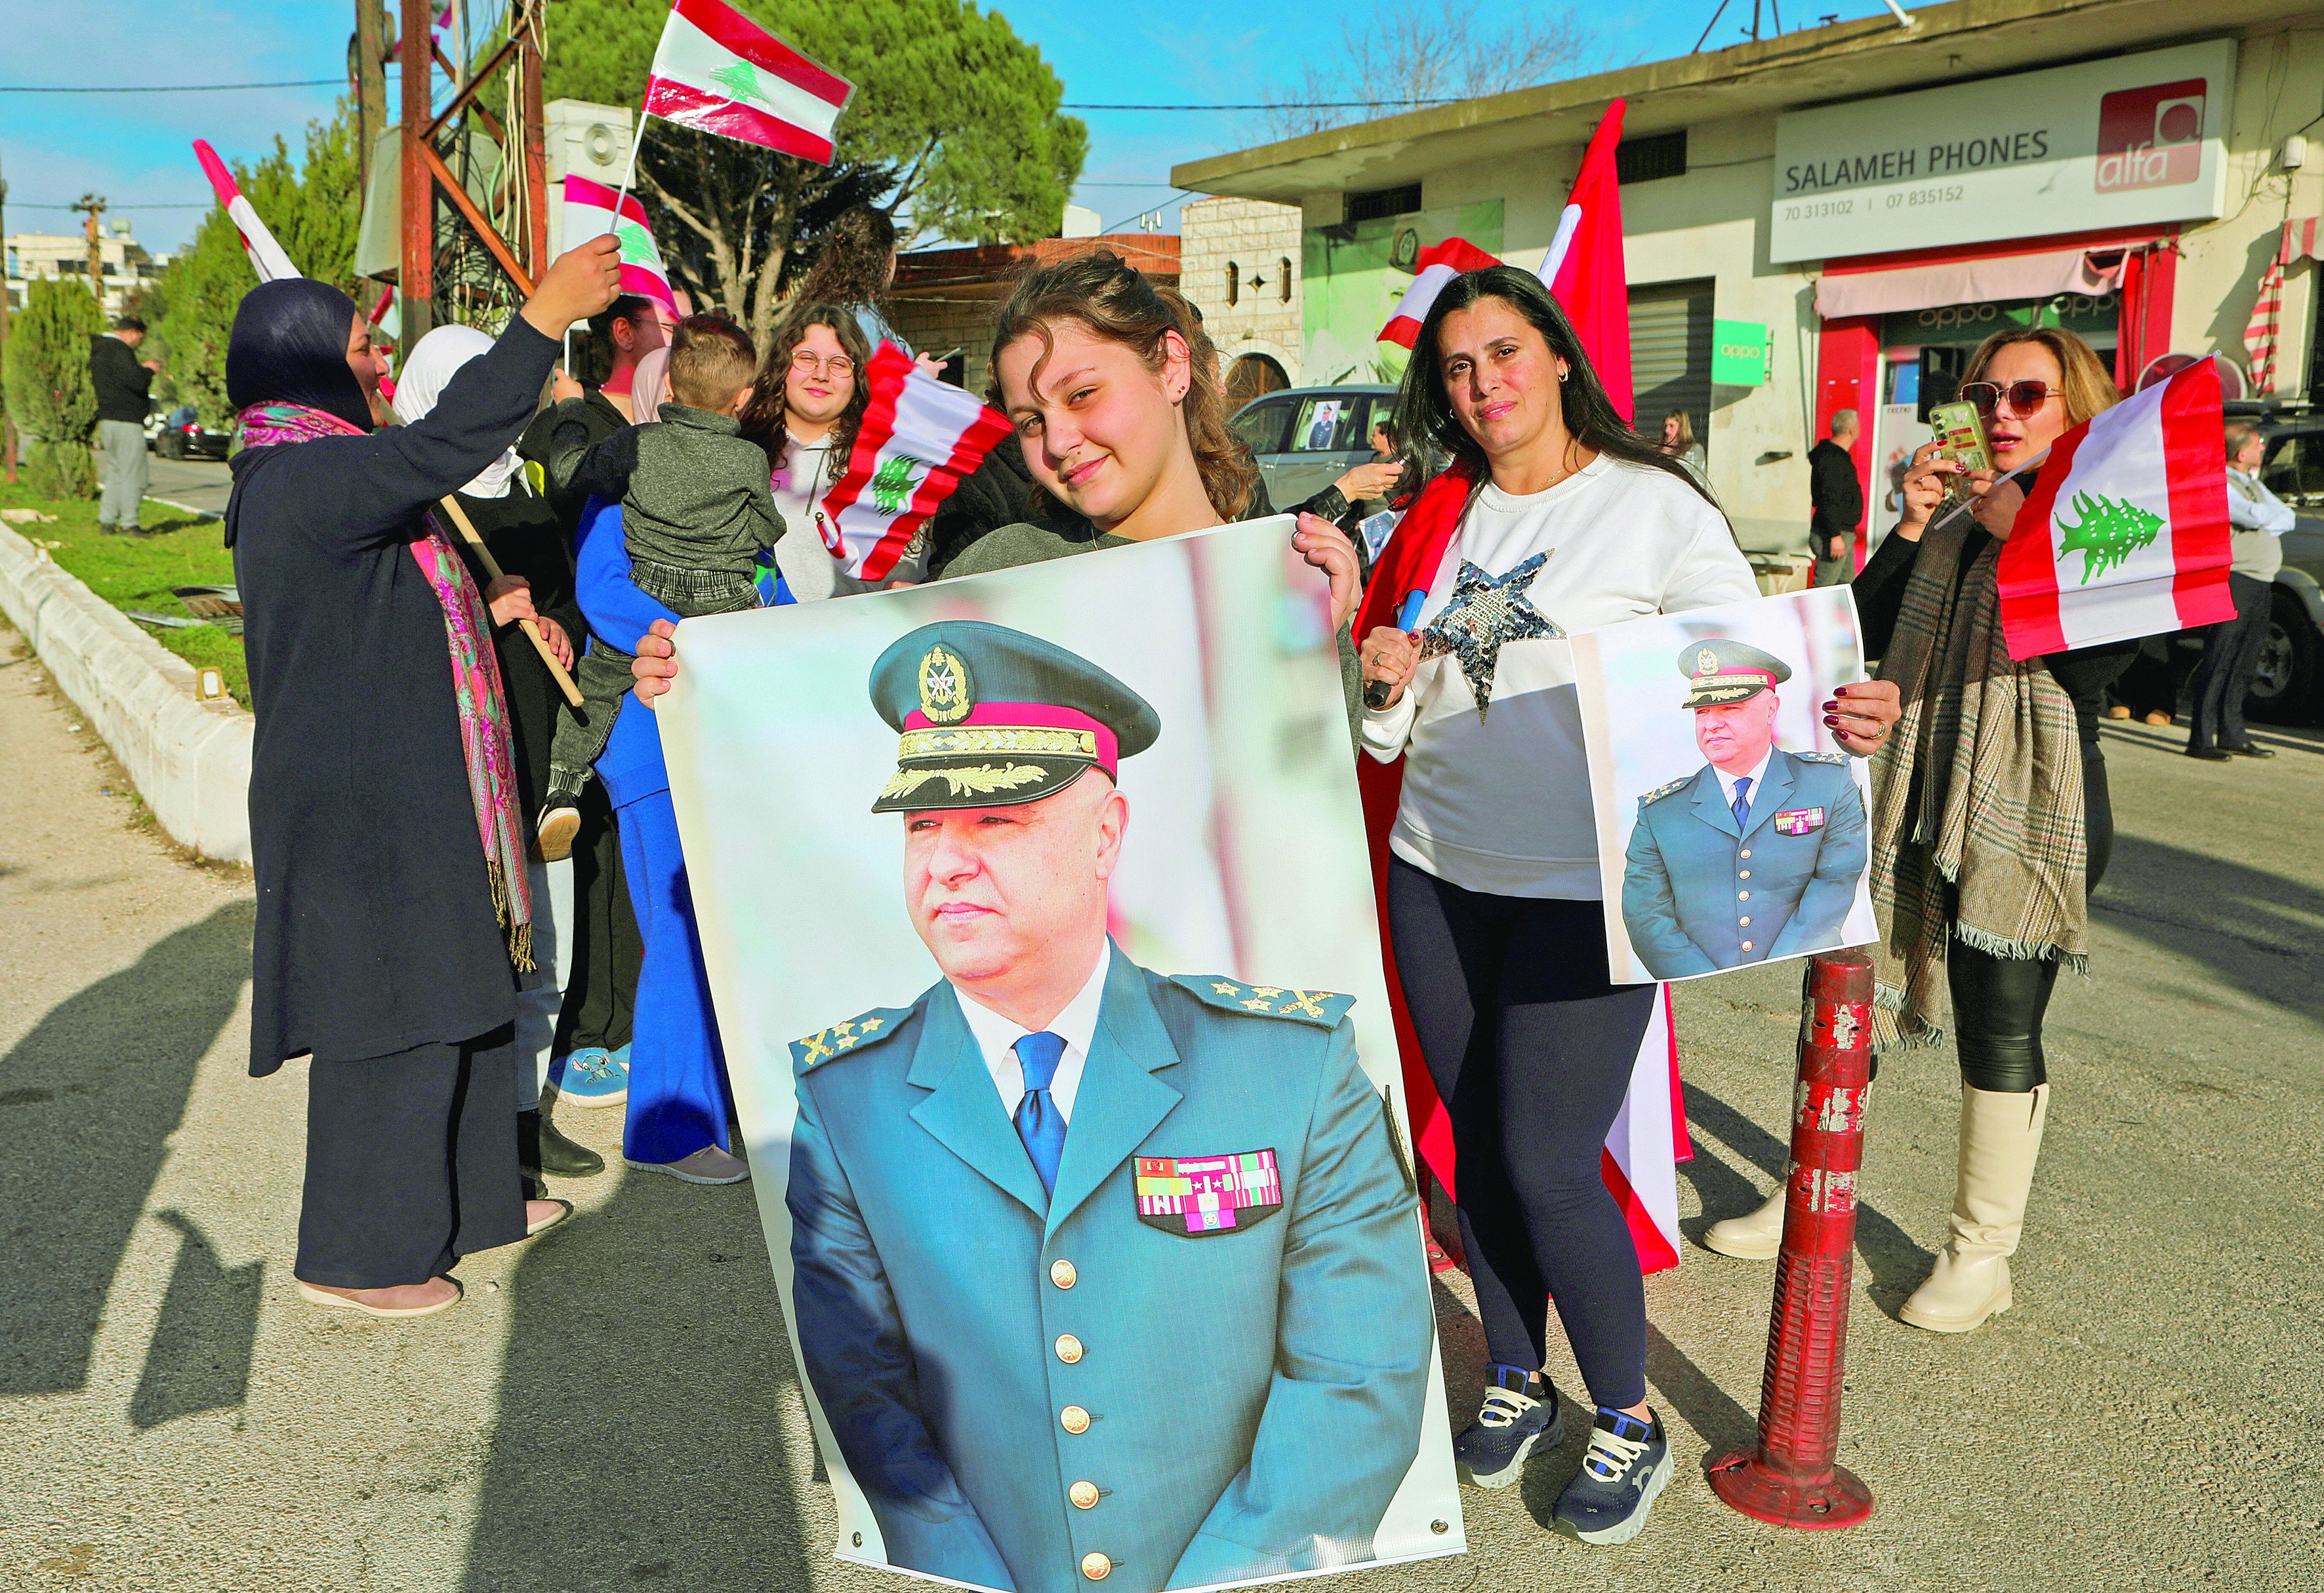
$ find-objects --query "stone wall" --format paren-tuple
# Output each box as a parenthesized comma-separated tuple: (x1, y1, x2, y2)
(1180, 197, 1306, 397)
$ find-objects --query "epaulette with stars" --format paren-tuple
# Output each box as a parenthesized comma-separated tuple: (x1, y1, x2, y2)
(1639, 775, 1692, 809)
(1795, 750, 1849, 765)
(790, 1006, 913, 1074)
(1169, 975, 1354, 1028)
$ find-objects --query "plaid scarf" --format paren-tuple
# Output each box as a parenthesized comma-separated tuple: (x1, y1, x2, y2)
(239, 401, 535, 973)
(1864, 500, 2084, 1049)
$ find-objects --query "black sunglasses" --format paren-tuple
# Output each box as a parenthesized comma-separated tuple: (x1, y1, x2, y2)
(1961, 380, 2056, 415)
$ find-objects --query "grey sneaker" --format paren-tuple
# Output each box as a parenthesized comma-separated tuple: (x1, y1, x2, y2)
(1553, 1408, 1673, 1546)
(625, 1145, 750, 1185)
(1452, 1365, 1563, 1489)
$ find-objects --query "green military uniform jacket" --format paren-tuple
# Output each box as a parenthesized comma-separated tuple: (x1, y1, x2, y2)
(785, 944, 1431, 1593)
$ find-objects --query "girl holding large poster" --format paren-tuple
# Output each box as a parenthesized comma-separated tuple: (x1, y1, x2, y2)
(1352, 268, 1897, 1545)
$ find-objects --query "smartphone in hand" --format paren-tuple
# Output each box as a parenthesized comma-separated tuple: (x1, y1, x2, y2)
(1926, 401, 1992, 498)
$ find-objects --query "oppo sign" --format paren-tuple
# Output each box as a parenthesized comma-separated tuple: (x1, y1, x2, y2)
(1769, 40, 2235, 264)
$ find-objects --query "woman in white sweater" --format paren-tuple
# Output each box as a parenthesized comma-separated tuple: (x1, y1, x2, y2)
(1358, 267, 1897, 1546)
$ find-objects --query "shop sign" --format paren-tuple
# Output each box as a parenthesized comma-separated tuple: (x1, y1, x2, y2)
(1711, 319, 1772, 384)
(1770, 39, 2235, 264)
(1880, 291, 2120, 348)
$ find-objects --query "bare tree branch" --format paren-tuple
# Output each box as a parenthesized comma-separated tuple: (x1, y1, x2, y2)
(1261, 0, 1593, 142)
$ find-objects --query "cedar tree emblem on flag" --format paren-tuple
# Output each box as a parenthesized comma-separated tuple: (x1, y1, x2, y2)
(2054, 493, 2163, 584)
(870, 454, 924, 515)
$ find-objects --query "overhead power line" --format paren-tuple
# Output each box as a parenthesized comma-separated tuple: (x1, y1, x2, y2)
(1064, 99, 1463, 111)
(11, 200, 211, 210)
(0, 79, 339, 93)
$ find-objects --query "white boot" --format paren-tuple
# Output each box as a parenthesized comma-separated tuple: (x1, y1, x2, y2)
(1702, 1184, 1788, 1260)
(1899, 1083, 2049, 1333)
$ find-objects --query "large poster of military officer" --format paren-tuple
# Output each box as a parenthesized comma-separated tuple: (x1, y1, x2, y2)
(655, 521, 1465, 1593)
(1570, 585, 1877, 986)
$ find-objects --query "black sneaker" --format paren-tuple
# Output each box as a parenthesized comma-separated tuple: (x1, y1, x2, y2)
(1452, 1365, 1562, 1489)
(520, 1108, 605, 1180)
(1553, 1407, 1674, 1546)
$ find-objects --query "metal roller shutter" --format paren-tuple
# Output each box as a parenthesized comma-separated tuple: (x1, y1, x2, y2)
(1629, 279, 1714, 457)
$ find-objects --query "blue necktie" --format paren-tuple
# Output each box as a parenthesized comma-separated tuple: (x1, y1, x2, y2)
(1013, 1032, 1068, 1196)
(1730, 775, 1753, 831)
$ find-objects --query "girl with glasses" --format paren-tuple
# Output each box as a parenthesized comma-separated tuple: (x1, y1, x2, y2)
(741, 302, 881, 594)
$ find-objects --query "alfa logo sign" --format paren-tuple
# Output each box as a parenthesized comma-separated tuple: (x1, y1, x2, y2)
(2095, 79, 2207, 193)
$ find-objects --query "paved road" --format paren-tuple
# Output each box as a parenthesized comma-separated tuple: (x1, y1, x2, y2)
(143, 456, 232, 519)
(3, 622, 2319, 1592)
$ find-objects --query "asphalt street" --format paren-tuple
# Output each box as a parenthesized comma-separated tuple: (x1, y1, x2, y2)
(2, 621, 2319, 1593)
(142, 456, 233, 521)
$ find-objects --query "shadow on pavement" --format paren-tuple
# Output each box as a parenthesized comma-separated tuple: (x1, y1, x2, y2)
(2094, 833, 2324, 1023)
(129, 1209, 264, 1429)
(0, 900, 255, 1398)
(459, 1169, 819, 1592)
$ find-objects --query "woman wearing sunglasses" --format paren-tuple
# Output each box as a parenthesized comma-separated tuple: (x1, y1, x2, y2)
(1850, 325, 2126, 1333)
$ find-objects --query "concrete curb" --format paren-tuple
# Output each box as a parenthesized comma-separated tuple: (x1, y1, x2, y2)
(0, 523, 253, 862)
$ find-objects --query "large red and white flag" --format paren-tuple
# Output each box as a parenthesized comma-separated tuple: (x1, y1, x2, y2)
(1377, 237, 1503, 348)
(561, 175, 677, 309)
(819, 342, 1013, 582)
(643, 0, 856, 165)
(1539, 99, 1632, 420)
(1605, 988, 1689, 1272)
(1997, 357, 2235, 660)
(193, 139, 298, 283)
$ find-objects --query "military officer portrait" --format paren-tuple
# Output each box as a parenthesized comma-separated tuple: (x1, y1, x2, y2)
(784, 620, 1435, 1593)
(1618, 637, 1869, 982)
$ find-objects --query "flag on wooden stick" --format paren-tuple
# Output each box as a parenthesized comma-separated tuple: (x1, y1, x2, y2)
(819, 343, 1012, 582)
(643, 0, 856, 165)
(193, 139, 298, 283)
(1997, 356, 2235, 660)
(561, 176, 676, 308)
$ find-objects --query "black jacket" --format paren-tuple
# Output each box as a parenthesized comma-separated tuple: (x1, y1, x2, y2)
(1808, 437, 1864, 544)
(90, 334, 153, 423)
(228, 317, 560, 1073)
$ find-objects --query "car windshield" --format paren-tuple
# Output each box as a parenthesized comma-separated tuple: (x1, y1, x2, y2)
(1232, 399, 1294, 456)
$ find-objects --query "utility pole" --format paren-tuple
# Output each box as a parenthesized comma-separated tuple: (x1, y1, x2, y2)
(74, 193, 107, 315)
(354, 0, 390, 193)
(399, 0, 433, 343)
(1, 148, 14, 484)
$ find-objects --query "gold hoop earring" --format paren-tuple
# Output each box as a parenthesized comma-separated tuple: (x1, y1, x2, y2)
(1558, 369, 1570, 383)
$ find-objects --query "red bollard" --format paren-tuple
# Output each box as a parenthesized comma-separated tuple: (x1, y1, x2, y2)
(1708, 950, 1876, 1529)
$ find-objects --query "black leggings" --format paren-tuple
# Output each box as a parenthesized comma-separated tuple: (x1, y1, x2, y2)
(1945, 744, 2113, 1094)
(1387, 858, 1657, 1409)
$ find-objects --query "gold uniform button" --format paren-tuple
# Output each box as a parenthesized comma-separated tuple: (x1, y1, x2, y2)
(1081, 1552, 1112, 1581)
(1050, 1259, 1078, 1289)
(1060, 1405, 1091, 1434)
(1740, 848, 1752, 859)
(1055, 1333, 1084, 1364)
(1069, 1480, 1100, 1510)
(1739, 916, 1751, 927)
(1738, 890, 1751, 900)
(1738, 869, 1751, 879)
(1740, 940, 1754, 952)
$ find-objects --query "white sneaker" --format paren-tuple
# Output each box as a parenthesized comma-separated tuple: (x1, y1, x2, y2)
(625, 1145, 750, 1185)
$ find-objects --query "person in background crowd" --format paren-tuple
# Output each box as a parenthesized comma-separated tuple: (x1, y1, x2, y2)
(740, 302, 884, 595)
(527, 294, 678, 520)
(1656, 409, 1707, 485)
(1712, 326, 2123, 1337)
(2185, 419, 2291, 761)
(794, 205, 942, 376)
(91, 314, 161, 536)
(390, 325, 605, 1189)
(1809, 409, 1864, 587)
(223, 238, 621, 1320)
(1356, 266, 1894, 1546)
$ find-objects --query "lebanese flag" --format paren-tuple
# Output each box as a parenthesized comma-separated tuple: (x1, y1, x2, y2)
(1355, 461, 1692, 1276)
(1539, 100, 1632, 420)
(193, 139, 298, 283)
(1997, 356, 2235, 660)
(1378, 237, 1505, 348)
(643, 0, 856, 166)
(819, 342, 1013, 581)
(561, 175, 677, 309)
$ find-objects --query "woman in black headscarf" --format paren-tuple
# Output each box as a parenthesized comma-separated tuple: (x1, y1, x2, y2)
(225, 241, 619, 1320)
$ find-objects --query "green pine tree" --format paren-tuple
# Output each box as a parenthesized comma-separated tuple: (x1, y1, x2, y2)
(2, 277, 105, 500)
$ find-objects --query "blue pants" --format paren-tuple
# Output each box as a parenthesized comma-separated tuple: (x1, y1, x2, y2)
(614, 787, 733, 1164)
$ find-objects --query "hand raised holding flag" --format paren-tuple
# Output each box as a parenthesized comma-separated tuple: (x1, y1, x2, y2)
(519, 235, 626, 342)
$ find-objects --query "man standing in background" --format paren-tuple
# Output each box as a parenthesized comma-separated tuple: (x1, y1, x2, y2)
(89, 315, 159, 536)
(1808, 409, 1864, 587)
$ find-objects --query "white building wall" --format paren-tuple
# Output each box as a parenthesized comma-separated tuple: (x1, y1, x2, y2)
(1181, 196, 1306, 386)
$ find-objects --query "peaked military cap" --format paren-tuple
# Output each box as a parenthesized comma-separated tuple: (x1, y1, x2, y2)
(868, 620, 1162, 813)
(1679, 637, 1794, 710)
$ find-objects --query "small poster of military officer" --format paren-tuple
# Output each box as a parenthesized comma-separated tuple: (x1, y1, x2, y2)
(1570, 586, 1877, 986)
(651, 525, 1463, 1593)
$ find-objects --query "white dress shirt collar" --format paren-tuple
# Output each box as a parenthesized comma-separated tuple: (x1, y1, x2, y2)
(953, 940, 1112, 1126)
(1713, 748, 1774, 820)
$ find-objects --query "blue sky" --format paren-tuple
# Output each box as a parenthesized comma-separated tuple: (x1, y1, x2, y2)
(0, 1, 1904, 254)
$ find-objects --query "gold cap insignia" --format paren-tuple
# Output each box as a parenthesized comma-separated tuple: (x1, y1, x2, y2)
(1696, 646, 1719, 677)
(917, 644, 973, 725)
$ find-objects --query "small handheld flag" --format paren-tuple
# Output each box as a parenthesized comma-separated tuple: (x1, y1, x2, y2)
(193, 139, 298, 283)
(819, 343, 1012, 581)
(561, 176, 677, 309)
(1378, 238, 1503, 349)
(643, 0, 857, 166)
(1996, 357, 2235, 660)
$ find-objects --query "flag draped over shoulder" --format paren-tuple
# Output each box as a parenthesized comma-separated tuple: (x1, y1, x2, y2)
(194, 138, 298, 283)
(561, 175, 676, 308)
(1539, 100, 1631, 421)
(1355, 465, 1691, 1274)
(643, 0, 856, 165)
(1997, 357, 2235, 660)
(819, 342, 1013, 582)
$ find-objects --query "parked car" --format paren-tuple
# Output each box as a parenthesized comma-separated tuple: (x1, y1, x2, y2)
(152, 405, 232, 461)
(2245, 408, 2324, 722)
(1230, 384, 1396, 508)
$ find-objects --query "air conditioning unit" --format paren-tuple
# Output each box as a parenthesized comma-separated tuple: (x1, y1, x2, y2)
(544, 100, 636, 260)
